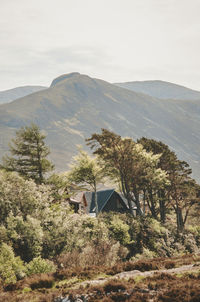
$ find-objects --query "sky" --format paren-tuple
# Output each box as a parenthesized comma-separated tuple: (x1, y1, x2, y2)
(0, 0, 200, 91)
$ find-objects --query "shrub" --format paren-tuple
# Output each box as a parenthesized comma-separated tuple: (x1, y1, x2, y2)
(183, 233, 199, 253)
(79, 240, 128, 267)
(6, 214, 43, 262)
(25, 257, 56, 276)
(103, 280, 127, 293)
(41, 203, 75, 258)
(106, 214, 132, 245)
(133, 248, 157, 260)
(0, 243, 25, 283)
(0, 170, 53, 225)
(28, 274, 55, 289)
(57, 240, 128, 270)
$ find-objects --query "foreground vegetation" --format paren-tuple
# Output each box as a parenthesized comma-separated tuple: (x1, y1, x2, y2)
(0, 171, 199, 285)
(0, 124, 200, 301)
(0, 253, 199, 301)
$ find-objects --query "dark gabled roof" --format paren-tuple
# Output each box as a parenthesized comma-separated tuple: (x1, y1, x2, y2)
(84, 189, 115, 213)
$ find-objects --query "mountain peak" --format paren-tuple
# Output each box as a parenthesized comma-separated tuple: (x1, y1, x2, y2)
(50, 72, 81, 87)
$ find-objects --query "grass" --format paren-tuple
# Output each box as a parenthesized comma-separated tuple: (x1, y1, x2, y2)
(55, 276, 82, 288)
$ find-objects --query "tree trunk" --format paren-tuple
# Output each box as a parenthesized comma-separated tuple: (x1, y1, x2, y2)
(143, 189, 146, 215)
(133, 189, 143, 216)
(147, 189, 158, 219)
(159, 199, 166, 223)
(94, 182, 98, 217)
(122, 179, 134, 216)
(176, 206, 184, 232)
(127, 194, 135, 216)
(36, 139, 43, 184)
(159, 190, 166, 223)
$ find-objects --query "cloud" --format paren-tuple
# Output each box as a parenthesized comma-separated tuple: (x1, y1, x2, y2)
(42, 46, 111, 66)
(0, 45, 115, 89)
(0, 0, 200, 90)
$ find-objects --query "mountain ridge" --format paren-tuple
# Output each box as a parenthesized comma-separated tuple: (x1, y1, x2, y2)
(0, 86, 47, 104)
(0, 73, 200, 181)
(115, 80, 200, 100)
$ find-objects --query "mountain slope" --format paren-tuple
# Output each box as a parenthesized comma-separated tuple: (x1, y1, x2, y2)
(115, 80, 200, 100)
(0, 73, 200, 180)
(0, 86, 47, 104)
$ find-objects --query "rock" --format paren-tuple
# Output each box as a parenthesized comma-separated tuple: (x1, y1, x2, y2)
(54, 296, 70, 302)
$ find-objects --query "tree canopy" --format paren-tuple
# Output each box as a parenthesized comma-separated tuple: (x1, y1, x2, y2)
(87, 129, 168, 216)
(138, 137, 200, 230)
(68, 148, 105, 215)
(1, 124, 54, 184)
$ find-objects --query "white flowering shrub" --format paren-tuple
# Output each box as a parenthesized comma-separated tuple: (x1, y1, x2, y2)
(0, 243, 25, 283)
(0, 170, 53, 224)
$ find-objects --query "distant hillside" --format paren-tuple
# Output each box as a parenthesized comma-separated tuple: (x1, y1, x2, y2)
(0, 73, 200, 181)
(0, 86, 47, 104)
(115, 80, 200, 100)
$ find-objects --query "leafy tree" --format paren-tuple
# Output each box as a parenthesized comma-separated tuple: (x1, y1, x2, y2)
(87, 129, 168, 216)
(47, 173, 71, 203)
(1, 123, 54, 184)
(138, 137, 200, 230)
(168, 160, 199, 232)
(68, 148, 105, 216)
(87, 129, 138, 215)
(138, 138, 177, 222)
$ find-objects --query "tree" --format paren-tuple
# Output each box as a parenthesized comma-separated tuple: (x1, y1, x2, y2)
(138, 138, 177, 222)
(138, 137, 200, 230)
(68, 148, 105, 216)
(1, 124, 54, 184)
(87, 129, 168, 216)
(168, 160, 199, 232)
(47, 173, 71, 203)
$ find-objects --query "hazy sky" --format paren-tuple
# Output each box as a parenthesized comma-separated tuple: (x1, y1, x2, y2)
(0, 0, 200, 90)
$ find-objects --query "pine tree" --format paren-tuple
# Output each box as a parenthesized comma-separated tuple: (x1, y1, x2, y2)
(1, 124, 54, 184)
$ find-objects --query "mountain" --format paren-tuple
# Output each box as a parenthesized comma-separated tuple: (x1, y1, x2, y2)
(0, 86, 47, 104)
(115, 80, 200, 100)
(0, 73, 200, 181)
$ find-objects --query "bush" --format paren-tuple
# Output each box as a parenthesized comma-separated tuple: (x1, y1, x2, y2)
(40, 203, 74, 258)
(25, 257, 56, 276)
(133, 248, 157, 260)
(0, 170, 53, 225)
(106, 214, 132, 245)
(0, 243, 25, 283)
(28, 274, 55, 289)
(57, 240, 128, 270)
(103, 280, 127, 293)
(6, 214, 43, 262)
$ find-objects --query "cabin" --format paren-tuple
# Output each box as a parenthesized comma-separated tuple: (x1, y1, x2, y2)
(68, 197, 80, 213)
(70, 189, 133, 215)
